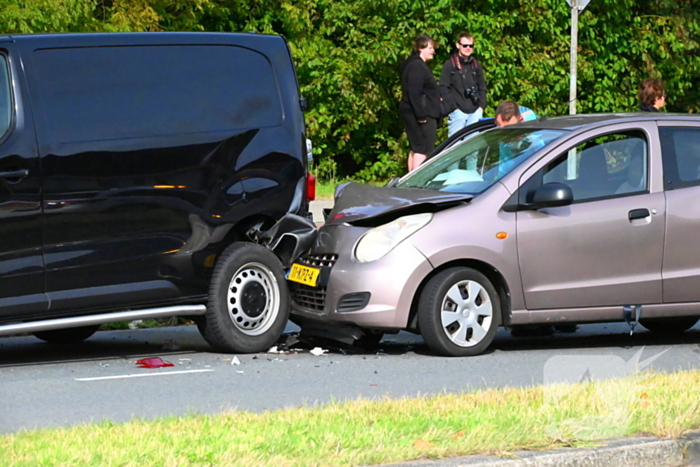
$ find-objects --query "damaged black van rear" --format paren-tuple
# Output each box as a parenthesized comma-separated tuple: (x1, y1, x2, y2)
(0, 32, 315, 353)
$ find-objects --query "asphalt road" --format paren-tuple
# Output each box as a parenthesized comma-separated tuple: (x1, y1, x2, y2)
(2, 321, 700, 434)
(3, 201, 700, 435)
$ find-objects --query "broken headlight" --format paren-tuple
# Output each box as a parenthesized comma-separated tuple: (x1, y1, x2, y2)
(354, 213, 432, 263)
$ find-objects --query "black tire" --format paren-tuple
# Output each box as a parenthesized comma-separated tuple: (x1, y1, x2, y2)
(639, 317, 699, 335)
(33, 325, 100, 344)
(418, 267, 501, 357)
(197, 242, 289, 353)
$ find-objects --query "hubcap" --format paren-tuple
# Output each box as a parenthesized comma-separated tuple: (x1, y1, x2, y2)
(226, 262, 280, 336)
(440, 279, 493, 347)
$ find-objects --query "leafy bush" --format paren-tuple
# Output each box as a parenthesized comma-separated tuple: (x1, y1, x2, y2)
(3, 0, 698, 183)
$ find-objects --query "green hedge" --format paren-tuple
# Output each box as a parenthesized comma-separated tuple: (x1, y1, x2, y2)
(2, 0, 698, 181)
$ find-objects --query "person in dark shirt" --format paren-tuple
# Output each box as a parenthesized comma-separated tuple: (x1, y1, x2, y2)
(439, 32, 487, 137)
(399, 35, 441, 171)
(638, 78, 666, 112)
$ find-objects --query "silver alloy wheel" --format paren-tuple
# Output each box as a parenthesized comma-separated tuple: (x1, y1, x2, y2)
(226, 262, 280, 336)
(440, 279, 494, 347)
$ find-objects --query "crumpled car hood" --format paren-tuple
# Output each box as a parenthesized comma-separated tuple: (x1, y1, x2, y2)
(324, 182, 473, 227)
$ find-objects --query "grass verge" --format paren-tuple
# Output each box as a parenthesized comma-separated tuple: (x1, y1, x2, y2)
(3, 369, 700, 466)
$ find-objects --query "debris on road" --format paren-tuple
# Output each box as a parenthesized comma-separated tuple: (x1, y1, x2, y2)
(135, 357, 174, 368)
(310, 347, 328, 356)
(231, 356, 241, 366)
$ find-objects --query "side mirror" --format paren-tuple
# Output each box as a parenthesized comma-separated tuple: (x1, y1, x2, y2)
(529, 182, 573, 209)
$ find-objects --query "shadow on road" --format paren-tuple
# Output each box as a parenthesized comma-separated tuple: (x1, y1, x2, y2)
(1, 322, 700, 367)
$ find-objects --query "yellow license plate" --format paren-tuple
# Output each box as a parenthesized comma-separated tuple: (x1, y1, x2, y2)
(287, 263, 321, 287)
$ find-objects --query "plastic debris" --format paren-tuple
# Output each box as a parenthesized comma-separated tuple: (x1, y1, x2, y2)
(135, 357, 174, 368)
(128, 320, 143, 330)
(267, 346, 280, 353)
(231, 356, 241, 366)
(310, 347, 328, 356)
(236, 371, 244, 374)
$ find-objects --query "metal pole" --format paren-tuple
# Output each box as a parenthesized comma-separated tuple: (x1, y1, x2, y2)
(569, 0, 578, 115)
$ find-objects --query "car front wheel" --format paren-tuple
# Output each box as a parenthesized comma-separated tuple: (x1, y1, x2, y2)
(198, 242, 289, 353)
(418, 267, 501, 357)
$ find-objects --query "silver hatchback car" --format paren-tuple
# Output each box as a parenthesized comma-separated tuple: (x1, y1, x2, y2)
(289, 114, 700, 356)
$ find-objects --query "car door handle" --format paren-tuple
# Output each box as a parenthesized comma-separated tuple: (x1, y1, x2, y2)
(628, 208, 650, 220)
(0, 169, 29, 181)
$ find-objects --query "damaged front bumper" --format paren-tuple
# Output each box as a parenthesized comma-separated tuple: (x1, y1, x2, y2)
(287, 223, 434, 338)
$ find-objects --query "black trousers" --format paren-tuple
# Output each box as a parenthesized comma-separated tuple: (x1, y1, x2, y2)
(400, 104, 437, 154)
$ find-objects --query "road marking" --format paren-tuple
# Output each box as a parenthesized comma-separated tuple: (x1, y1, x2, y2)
(75, 369, 214, 381)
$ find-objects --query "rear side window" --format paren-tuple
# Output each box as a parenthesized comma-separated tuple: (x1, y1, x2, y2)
(32, 45, 283, 143)
(660, 127, 700, 189)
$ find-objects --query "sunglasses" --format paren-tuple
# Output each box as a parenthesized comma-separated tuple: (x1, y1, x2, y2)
(459, 43, 474, 48)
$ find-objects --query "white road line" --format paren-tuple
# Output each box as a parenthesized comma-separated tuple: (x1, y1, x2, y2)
(76, 369, 214, 381)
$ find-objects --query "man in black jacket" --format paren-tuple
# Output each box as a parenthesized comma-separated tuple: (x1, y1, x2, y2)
(439, 32, 487, 137)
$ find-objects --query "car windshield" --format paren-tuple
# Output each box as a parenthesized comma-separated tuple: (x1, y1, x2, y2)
(397, 127, 568, 194)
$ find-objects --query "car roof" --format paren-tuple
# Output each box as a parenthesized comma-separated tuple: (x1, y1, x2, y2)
(515, 113, 700, 131)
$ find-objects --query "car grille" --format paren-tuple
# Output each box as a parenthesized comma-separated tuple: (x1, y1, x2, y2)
(289, 283, 327, 311)
(289, 253, 337, 312)
(297, 253, 338, 268)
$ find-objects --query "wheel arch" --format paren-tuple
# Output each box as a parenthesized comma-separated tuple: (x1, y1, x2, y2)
(407, 258, 512, 332)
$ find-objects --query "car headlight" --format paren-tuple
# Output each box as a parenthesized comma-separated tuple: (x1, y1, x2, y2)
(354, 213, 432, 263)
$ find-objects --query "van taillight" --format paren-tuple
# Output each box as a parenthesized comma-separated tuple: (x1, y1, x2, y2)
(307, 173, 316, 201)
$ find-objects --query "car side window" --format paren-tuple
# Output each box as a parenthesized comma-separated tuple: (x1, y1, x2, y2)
(0, 55, 12, 139)
(542, 131, 648, 202)
(659, 127, 700, 189)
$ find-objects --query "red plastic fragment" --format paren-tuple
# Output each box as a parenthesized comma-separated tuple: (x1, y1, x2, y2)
(135, 357, 174, 368)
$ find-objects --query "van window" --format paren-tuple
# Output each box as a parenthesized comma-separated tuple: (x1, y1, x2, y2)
(0, 55, 11, 138)
(32, 45, 283, 143)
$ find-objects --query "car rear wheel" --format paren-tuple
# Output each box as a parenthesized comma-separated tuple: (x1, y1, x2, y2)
(639, 317, 699, 335)
(418, 267, 500, 357)
(197, 242, 289, 353)
(33, 325, 100, 344)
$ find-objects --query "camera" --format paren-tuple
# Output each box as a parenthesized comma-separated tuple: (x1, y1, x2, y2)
(464, 85, 478, 100)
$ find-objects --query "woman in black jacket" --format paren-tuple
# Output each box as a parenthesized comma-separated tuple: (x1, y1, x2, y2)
(400, 35, 441, 171)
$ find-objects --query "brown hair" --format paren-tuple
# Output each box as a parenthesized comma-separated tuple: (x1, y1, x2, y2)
(638, 78, 665, 106)
(496, 100, 521, 122)
(412, 35, 436, 55)
(456, 32, 474, 43)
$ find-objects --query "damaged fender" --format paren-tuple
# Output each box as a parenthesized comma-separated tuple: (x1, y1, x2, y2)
(256, 213, 318, 268)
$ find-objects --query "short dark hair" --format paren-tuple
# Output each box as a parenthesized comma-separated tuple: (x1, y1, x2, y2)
(457, 32, 474, 43)
(496, 100, 521, 122)
(412, 35, 436, 55)
(638, 78, 664, 106)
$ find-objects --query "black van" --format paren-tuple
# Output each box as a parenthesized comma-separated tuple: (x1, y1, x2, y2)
(0, 32, 315, 353)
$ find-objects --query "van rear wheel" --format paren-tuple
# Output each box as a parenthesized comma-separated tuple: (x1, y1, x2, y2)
(198, 242, 289, 353)
(33, 325, 100, 344)
(418, 267, 500, 357)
